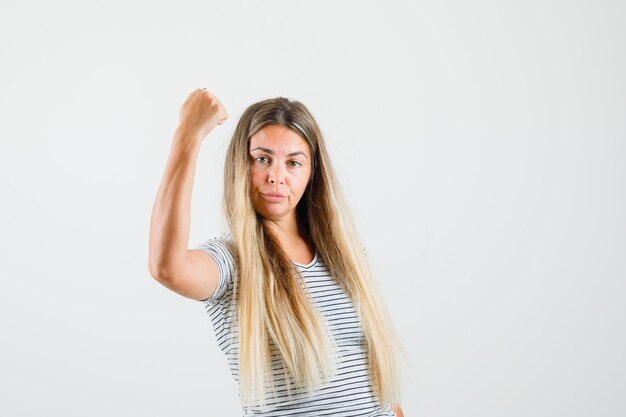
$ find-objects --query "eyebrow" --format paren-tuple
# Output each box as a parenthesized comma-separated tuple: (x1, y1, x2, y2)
(250, 146, 308, 159)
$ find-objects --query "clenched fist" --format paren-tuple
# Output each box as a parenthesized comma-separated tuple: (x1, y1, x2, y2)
(178, 88, 228, 140)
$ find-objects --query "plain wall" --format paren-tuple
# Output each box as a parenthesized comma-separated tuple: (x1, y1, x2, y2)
(0, 0, 624, 416)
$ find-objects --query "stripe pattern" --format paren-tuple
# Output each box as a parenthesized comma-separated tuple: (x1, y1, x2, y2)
(194, 235, 396, 417)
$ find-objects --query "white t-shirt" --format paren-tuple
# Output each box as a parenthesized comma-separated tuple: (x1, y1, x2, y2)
(194, 235, 397, 417)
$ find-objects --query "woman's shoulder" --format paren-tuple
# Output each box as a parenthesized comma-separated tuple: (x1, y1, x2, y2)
(194, 233, 237, 295)
(194, 232, 235, 258)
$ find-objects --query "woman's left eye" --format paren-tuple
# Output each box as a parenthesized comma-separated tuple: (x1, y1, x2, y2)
(289, 161, 302, 167)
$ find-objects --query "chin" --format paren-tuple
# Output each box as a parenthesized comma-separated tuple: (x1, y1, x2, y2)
(255, 207, 290, 220)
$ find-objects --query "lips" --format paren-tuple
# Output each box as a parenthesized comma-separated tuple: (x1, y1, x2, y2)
(261, 192, 286, 202)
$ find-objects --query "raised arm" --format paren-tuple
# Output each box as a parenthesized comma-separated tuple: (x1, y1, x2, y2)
(148, 88, 228, 300)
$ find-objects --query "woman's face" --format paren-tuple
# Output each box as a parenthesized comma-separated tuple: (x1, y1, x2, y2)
(249, 124, 312, 223)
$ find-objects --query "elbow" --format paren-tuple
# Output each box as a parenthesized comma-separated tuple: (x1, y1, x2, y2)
(148, 248, 184, 283)
(148, 262, 165, 282)
(148, 258, 176, 283)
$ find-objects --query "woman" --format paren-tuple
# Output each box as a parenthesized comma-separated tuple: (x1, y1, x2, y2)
(149, 88, 406, 416)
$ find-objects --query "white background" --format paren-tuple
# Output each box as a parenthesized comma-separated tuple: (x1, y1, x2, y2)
(1, 0, 624, 416)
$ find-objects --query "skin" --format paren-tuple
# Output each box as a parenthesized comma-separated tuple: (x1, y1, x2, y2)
(249, 124, 315, 263)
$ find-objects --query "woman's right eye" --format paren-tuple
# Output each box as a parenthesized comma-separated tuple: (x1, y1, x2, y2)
(255, 156, 269, 164)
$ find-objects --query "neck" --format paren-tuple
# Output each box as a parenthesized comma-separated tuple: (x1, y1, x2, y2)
(262, 212, 299, 240)
(262, 211, 311, 247)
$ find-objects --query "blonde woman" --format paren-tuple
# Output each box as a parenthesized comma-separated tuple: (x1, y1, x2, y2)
(149, 88, 407, 416)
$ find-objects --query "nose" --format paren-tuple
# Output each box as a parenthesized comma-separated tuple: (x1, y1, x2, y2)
(268, 164, 285, 184)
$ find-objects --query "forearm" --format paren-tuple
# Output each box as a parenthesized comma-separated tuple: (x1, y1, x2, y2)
(148, 128, 203, 280)
(392, 405, 404, 417)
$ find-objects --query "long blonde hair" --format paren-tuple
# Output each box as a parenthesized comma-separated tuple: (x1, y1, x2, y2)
(223, 97, 406, 410)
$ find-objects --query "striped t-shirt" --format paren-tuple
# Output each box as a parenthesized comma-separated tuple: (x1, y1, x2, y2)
(194, 235, 397, 417)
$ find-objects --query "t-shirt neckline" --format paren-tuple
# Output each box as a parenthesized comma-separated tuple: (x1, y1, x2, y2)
(292, 251, 318, 268)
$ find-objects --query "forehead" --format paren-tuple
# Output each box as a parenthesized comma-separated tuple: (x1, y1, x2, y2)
(249, 125, 310, 155)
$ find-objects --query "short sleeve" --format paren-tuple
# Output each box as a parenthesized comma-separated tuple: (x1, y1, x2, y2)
(193, 235, 235, 306)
